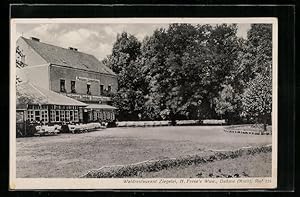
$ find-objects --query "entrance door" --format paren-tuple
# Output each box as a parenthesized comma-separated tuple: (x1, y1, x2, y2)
(83, 110, 89, 123)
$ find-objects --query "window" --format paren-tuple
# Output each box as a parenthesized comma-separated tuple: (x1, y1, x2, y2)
(33, 105, 40, 110)
(103, 111, 106, 120)
(27, 110, 34, 121)
(87, 84, 91, 95)
(70, 110, 73, 122)
(111, 112, 115, 120)
(74, 110, 79, 122)
(100, 85, 104, 95)
(99, 111, 103, 120)
(50, 110, 56, 122)
(55, 110, 60, 122)
(65, 110, 70, 122)
(93, 111, 97, 121)
(60, 110, 65, 121)
(108, 85, 111, 93)
(60, 79, 66, 92)
(35, 111, 40, 121)
(41, 110, 48, 123)
(71, 81, 76, 93)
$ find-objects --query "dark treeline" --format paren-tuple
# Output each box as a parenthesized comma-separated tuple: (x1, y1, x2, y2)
(103, 23, 272, 128)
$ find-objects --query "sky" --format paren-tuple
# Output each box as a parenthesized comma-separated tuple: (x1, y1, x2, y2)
(16, 23, 251, 61)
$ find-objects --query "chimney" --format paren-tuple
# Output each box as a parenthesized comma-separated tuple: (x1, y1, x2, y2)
(30, 37, 40, 42)
(68, 47, 78, 51)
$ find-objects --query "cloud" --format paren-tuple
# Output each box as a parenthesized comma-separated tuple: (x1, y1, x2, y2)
(16, 22, 252, 62)
(93, 43, 113, 60)
(57, 28, 98, 47)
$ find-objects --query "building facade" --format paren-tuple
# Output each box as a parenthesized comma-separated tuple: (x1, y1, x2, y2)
(16, 36, 118, 123)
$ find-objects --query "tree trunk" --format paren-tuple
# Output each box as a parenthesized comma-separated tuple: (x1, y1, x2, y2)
(263, 123, 267, 131)
(169, 111, 176, 126)
(262, 114, 267, 131)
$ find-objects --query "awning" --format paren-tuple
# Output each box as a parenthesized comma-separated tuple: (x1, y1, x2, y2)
(16, 81, 87, 109)
(85, 104, 117, 110)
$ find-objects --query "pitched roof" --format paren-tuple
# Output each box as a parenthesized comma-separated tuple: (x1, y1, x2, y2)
(20, 37, 116, 75)
(16, 82, 88, 109)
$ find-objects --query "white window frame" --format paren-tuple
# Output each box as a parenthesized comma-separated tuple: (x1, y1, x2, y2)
(41, 110, 48, 123)
(34, 110, 40, 121)
(65, 110, 70, 122)
(27, 110, 34, 121)
(111, 112, 115, 120)
(60, 110, 65, 122)
(55, 110, 60, 122)
(50, 110, 56, 122)
(70, 110, 74, 122)
(74, 110, 79, 122)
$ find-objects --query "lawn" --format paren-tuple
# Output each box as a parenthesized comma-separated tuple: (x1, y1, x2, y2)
(133, 152, 272, 178)
(16, 126, 272, 178)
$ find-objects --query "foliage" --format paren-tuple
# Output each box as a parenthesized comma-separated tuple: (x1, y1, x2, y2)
(241, 24, 272, 128)
(214, 85, 236, 117)
(103, 32, 147, 121)
(103, 23, 272, 124)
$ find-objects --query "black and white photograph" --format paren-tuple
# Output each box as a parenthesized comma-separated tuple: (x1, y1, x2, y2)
(10, 18, 277, 189)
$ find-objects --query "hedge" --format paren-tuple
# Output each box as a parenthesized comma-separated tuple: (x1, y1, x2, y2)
(81, 144, 271, 178)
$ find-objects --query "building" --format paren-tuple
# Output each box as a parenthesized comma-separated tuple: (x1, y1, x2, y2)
(16, 36, 118, 123)
(16, 81, 88, 136)
(16, 81, 87, 123)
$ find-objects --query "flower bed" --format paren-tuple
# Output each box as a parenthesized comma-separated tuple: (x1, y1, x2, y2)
(34, 125, 61, 136)
(81, 144, 271, 178)
(67, 122, 103, 134)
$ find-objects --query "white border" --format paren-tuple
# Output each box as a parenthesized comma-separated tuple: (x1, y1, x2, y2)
(10, 17, 278, 190)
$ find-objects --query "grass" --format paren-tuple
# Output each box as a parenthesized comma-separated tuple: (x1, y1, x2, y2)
(16, 126, 272, 178)
(133, 152, 272, 178)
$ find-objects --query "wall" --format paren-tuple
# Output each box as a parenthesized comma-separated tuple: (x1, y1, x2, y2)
(49, 65, 118, 96)
(17, 64, 50, 90)
(16, 37, 47, 67)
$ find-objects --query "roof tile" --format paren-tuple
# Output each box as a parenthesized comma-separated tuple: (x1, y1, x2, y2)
(21, 37, 116, 75)
(16, 82, 88, 108)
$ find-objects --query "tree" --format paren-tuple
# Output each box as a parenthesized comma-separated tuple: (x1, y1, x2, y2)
(241, 24, 272, 130)
(241, 73, 272, 131)
(245, 24, 272, 77)
(16, 46, 27, 84)
(214, 85, 236, 119)
(103, 32, 148, 121)
(141, 24, 208, 121)
(103, 32, 141, 75)
(104, 23, 272, 124)
(140, 24, 244, 121)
